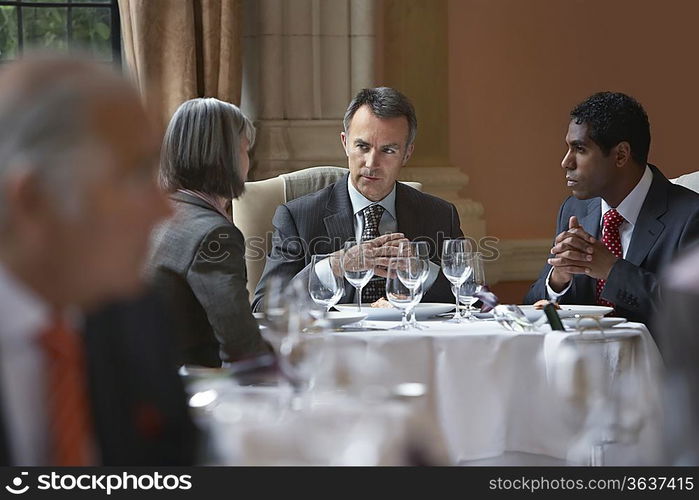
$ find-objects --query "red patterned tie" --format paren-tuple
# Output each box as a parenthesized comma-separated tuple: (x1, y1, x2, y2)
(39, 315, 94, 466)
(595, 208, 625, 307)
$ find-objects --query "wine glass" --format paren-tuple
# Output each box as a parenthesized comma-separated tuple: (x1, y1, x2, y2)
(308, 253, 345, 330)
(398, 241, 431, 328)
(458, 252, 485, 321)
(262, 277, 315, 393)
(341, 240, 375, 313)
(386, 257, 423, 330)
(440, 239, 472, 322)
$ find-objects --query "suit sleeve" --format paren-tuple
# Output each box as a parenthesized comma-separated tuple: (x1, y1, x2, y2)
(186, 224, 268, 362)
(602, 208, 699, 324)
(524, 200, 568, 304)
(451, 203, 465, 239)
(523, 197, 593, 305)
(251, 204, 307, 311)
(423, 202, 466, 303)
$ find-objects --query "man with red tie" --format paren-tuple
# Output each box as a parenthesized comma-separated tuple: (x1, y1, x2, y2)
(525, 92, 699, 327)
(0, 56, 196, 465)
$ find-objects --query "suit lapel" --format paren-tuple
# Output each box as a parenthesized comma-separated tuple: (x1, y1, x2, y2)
(323, 174, 355, 247)
(626, 166, 668, 266)
(579, 199, 601, 238)
(395, 182, 421, 240)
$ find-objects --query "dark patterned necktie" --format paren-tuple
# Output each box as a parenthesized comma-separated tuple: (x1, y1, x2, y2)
(596, 208, 625, 307)
(361, 204, 385, 303)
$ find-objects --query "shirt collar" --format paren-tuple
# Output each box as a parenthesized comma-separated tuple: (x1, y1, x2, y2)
(0, 261, 51, 344)
(600, 165, 653, 226)
(347, 179, 397, 219)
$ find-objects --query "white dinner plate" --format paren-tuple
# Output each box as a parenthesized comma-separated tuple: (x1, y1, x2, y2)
(320, 311, 368, 328)
(335, 302, 454, 321)
(253, 310, 367, 329)
(562, 316, 627, 329)
(517, 304, 614, 322)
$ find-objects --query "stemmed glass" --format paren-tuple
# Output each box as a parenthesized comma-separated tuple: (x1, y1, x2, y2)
(458, 252, 485, 321)
(341, 240, 375, 313)
(386, 257, 424, 330)
(308, 253, 345, 330)
(441, 239, 472, 323)
(397, 241, 430, 328)
(262, 276, 315, 392)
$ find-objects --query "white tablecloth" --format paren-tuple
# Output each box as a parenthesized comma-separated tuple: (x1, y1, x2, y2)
(315, 319, 664, 465)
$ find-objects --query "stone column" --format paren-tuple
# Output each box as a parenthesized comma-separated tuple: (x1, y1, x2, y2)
(241, 0, 485, 239)
(380, 0, 485, 239)
(242, 0, 377, 179)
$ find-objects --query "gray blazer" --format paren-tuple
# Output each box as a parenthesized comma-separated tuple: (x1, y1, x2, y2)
(252, 174, 464, 310)
(147, 192, 267, 367)
(524, 165, 699, 325)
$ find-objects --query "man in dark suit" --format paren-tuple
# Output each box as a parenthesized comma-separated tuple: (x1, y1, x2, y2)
(252, 87, 464, 310)
(525, 92, 699, 326)
(0, 56, 195, 465)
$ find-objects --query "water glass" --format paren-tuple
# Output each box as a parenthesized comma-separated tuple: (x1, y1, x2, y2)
(458, 252, 485, 320)
(308, 253, 345, 328)
(386, 257, 423, 330)
(342, 240, 375, 313)
(441, 239, 472, 322)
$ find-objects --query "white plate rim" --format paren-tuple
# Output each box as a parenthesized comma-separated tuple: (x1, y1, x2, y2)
(518, 304, 613, 319)
(561, 316, 627, 328)
(335, 302, 453, 320)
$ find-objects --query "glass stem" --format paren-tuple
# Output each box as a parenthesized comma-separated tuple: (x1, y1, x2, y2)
(452, 285, 460, 320)
(409, 288, 417, 327)
(356, 286, 362, 312)
(463, 299, 473, 320)
(401, 310, 409, 329)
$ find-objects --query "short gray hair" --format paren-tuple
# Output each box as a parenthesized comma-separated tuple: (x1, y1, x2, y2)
(159, 98, 255, 199)
(343, 87, 417, 147)
(0, 56, 127, 224)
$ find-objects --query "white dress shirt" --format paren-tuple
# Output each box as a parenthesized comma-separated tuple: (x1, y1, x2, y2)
(547, 166, 654, 300)
(347, 179, 398, 240)
(0, 262, 51, 465)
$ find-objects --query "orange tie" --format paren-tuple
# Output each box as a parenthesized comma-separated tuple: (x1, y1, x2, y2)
(39, 315, 94, 466)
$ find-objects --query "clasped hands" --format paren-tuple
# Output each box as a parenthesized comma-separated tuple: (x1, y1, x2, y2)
(332, 233, 409, 278)
(547, 216, 618, 292)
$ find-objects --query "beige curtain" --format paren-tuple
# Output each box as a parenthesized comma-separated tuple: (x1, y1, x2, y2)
(118, 0, 242, 128)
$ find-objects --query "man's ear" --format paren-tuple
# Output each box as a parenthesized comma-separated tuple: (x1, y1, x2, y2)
(340, 132, 349, 157)
(615, 141, 631, 168)
(402, 143, 415, 166)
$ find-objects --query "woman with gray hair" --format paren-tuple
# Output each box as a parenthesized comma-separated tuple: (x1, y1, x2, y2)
(147, 98, 268, 367)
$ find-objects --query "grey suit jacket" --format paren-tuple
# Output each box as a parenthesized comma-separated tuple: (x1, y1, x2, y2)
(252, 174, 464, 310)
(524, 165, 699, 325)
(147, 193, 267, 367)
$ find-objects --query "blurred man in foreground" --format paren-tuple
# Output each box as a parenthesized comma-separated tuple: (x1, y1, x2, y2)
(525, 92, 699, 326)
(0, 55, 195, 465)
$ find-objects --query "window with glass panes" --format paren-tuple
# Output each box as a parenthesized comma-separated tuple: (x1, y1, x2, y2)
(0, 0, 120, 64)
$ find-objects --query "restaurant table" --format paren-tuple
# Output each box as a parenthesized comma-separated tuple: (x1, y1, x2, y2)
(313, 319, 664, 465)
(186, 378, 427, 465)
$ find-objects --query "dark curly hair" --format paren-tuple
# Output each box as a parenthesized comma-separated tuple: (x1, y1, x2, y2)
(571, 92, 650, 166)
